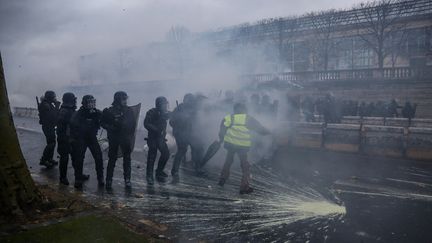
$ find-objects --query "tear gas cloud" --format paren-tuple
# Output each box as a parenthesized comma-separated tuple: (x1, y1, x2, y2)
(0, 0, 363, 162)
(1, 0, 363, 107)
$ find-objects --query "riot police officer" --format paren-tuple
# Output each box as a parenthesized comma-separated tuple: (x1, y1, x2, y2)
(170, 93, 204, 180)
(144, 96, 170, 185)
(70, 95, 104, 189)
(56, 92, 77, 185)
(38, 90, 60, 168)
(101, 91, 135, 190)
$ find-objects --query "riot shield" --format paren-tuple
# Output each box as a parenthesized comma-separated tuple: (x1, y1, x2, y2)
(118, 103, 141, 158)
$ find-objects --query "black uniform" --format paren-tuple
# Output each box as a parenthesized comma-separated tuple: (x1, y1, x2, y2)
(56, 93, 77, 185)
(101, 93, 135, 189)
(144, 101, 170, 183)
(170, 96, 204, 176)
(71, 105, 104, 187)
(38, 91, 60, 166)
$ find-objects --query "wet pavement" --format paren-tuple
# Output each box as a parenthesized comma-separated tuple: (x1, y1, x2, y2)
(15, 116, 432, 242)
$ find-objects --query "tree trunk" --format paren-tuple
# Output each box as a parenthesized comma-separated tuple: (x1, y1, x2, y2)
(0, 52, 42, 217)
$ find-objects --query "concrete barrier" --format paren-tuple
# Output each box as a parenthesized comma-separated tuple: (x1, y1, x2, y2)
(406, 127, 432, 160)
(411, 118, 432, 128)
(324, 124, 361, 153)
(362, 117, 385, 126)
(385, 118, 409, 127)
(290, 122, 324, 149)
(273, 122, 295, 145)
(363, 125, 405, 158)
(341, 116, 362, 125)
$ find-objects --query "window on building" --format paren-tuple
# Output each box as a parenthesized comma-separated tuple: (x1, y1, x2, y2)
(354, 48, 374, 68)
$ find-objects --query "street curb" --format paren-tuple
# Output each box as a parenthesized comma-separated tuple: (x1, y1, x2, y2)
(16, 126, 42, 134)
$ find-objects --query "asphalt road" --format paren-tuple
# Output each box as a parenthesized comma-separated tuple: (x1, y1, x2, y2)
(15, 117, 432, 242)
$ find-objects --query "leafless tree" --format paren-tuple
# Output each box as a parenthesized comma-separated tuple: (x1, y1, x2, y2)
(353, 0, 412, 69)
(306, 9, 344, 71)
(388, 29, 409, 68)
(269, 18, 299, 71)
(166, 26, 191, 78)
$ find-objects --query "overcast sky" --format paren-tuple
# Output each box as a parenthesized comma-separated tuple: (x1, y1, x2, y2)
(0, 0, 364, 102)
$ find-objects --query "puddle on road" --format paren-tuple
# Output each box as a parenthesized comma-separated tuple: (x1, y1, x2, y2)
(20, 129, 345, 242)
(86, 166, 347, 242)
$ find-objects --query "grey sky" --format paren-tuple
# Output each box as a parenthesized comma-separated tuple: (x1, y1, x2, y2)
(0, 0, 364, 102)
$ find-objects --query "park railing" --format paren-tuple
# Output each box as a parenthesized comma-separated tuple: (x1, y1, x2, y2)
(243, 66, 432, 83)
(13, 107, 39, 119)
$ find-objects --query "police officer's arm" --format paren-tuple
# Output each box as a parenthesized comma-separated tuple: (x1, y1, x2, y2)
(101, 108, 115, 131)
(169, 106, 179, 128)
(39, 102, 50, 118)
(95, 110, 102, 130)
(144, 110, 160, 133)
(218, 118, 227, 142)
(247, 116, 270, 135)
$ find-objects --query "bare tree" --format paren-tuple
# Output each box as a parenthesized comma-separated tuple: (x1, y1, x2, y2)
(353, 0, 412, 69)
(0, 52, 42, 217)
(166, 26, 191, 78)
(271, 18, 299, 71)
(307, 9, 344, 71)
(388, 29, 409, 68)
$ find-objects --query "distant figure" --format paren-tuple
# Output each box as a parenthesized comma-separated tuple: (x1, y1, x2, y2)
(287, 95, 301, 121)
(38, 90, 60, 168)
(302, 97, 315, 122)
(402, 101, 417, 125)
(222, 90, 235, 109)
(374, 101, 386, 117)
(315, 98, 325, 121)
(349, 100, 358, 116)
(341, 100, 350, 117)
(387, 99, 400, 118)
(332, 99, 342, 123)
(366, 102, 375, 117)
(260, 94, 272, 116)
(218, 103, 270, 194)
(358, 102, 367, 118)
(271, 99, 279, 118)
(250, 93, 260, 114)
(322, 94, 336, 124)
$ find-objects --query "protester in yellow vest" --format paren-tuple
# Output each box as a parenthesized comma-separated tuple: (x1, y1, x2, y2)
(218, 102, 270, 194)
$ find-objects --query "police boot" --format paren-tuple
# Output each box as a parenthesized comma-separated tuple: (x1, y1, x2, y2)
(171, 174, 180, 184)
(59, 177, 69, 186)
(195, 167, 208, 178)
(147, 174, 155, 185)
(40, 159, 54, 168)
(49, 159, 59, 166)
(218, 178, 226, 187)
(97, 173, 104, 187)
(147, 159, 155, 185)
(74, 180, 83, 190)
(125, 179, 132, 189)
(105, 179, 112, 191)
(156, 170, 168, 178)
(97, 178, 105, 188)
(240, 187, 254, 195)
(78, 174, 90, 181)
(124, 170, 132, 189)
(156, 174, 167, 183)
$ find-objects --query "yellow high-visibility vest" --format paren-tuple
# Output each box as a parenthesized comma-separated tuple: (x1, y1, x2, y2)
(223, 114, 251, 147)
